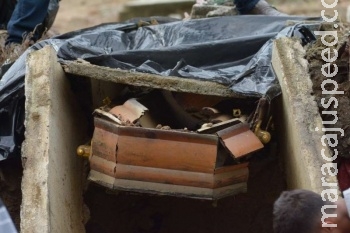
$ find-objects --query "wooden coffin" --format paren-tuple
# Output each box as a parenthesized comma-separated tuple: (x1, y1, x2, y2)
(88, 117, 261, 200)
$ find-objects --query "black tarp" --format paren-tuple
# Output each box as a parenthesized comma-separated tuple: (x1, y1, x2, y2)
(0, 15, 322, 161)
(57, 15, 320, 98)
(0, 198, 18, 233)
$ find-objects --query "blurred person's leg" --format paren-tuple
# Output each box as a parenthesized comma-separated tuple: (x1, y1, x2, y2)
(234, 0, 260, 14)
(0, 0, 17, 30)
(6, 0, 50, 44)
(45, 0, 60, 33)
(234, 0, 287, 16)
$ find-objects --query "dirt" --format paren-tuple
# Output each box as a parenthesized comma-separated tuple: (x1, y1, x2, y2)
(305, 23, 350, 158)
(305, 22, 350, 193)
(271, 0, 348, 20)
(52, 0, 128, 34)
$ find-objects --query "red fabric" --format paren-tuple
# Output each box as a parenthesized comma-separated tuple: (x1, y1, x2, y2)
(338, 159, 350, 192)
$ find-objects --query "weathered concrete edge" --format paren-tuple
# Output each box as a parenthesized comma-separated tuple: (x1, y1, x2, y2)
(62, 60, 245, 98)
(22, 47, 51, 232)
(22, 46, 86, 233)
(272, 37, 338, 193)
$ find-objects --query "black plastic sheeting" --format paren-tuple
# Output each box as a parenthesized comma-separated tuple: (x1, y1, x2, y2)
(0, 198, 18, 233)
(0, 15, 322, 161)
(58, 15, 321, 98)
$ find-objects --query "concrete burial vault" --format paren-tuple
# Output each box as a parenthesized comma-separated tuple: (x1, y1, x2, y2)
(20, 38, 338, 233)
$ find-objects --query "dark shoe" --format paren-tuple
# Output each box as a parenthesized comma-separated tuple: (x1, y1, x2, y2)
(248, 0, 287, 16)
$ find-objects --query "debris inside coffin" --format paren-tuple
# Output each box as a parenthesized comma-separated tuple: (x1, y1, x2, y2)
(84, 90, 272, 200)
